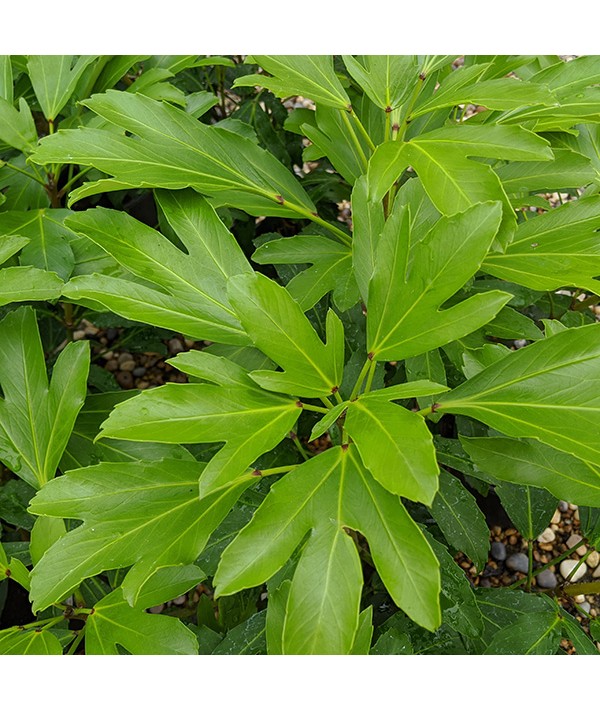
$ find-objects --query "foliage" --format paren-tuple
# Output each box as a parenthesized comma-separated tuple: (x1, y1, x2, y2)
(1, 54, 600, 655)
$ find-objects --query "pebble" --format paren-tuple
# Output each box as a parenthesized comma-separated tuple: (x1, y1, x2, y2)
(559, 559, 587, 582)
(173, 595, 187, 606)
(118, 352, 134, 365)
(116, 371, 134, 389)
(559, 501, 569, 513)
(537, 527, 556, 544)
(506, 553, 529, 573)
(120, 360, 136, 372)
(133, 366, 146, 377)
(593, 565, 600, 579)
(73, 329, 86, 340)
(168, 338, 184, 355)
(551, 510, 562, 525)
(148, 604, 164, 614)
(105, 360, 118, 372)
(574, 594, 586, 604)
(106, 327, 119, 341)
(588, 551, 600, 569)
(491, 541, 507, 562)
(579, 602, 591, 615)
(566, 534, 587, 556)
(535, 569, 558, 589)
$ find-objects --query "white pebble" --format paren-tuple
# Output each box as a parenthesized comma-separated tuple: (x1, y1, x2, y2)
(560, 559, 587, 582)
(593, 565, 600, 579)
(566, 534, 587, 556)
(537, 527, 556, 544)
(587, 551, 600, 569)
(574, 594, 586, 603)
(551, 510, 561, 525)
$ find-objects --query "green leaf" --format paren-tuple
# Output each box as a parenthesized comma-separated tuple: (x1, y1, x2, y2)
(134, 564, 206, 609)
(0, 97, 38, 152)
(227, 272, 344, 398)
(530, 55, 600, 93)
(30, 516, 66, 567)
(96, 378, 301, 497)
(31, 90, 315, 218)
(215, 445, 441, 650)
(342, 55, 417, 110)
(0, 479, 35, 529)
(370, 628, 413, 655)
(309, 401, 348, 441)
(28, 460, 251, 611)
(484, 610, 562, 655)
(27, 55, 98, 120)
(350, 607, 374, 654)
(367, 124, 552, 243)
(0, 266, 64, 307)
(367, 201, 512, 361)
(252, 235, 358, 312)
(430, 470, 489, 569)
(427, 534, 484, 638)
(63, 191, 252, 344)
(412, 64, 556, 117)
(405, 349, 447, 422)
(496, 481, 557, 540)
(235, 56, 351, 110)
(0, 555, 30, 590)
(351, 175, 385, 304)
(211, 610, 267, 655)
(437, 324, 600, 465)
(0, 307, 89, 489)
(0, 208, 77, 280)
(475, 587, 556, 644)
(266, 579, 291, 655)
(0, 627, 63, 655)
(495, 148, 595, 194)
(561, 611, 600, 655)
(462, 436, 600, 508)
(85, 587, 198, 655)
(484, 306, 544, 341)
(61, 391, 195, 470)
(344, 396, 439, 505)
(483, 195, 600, 295)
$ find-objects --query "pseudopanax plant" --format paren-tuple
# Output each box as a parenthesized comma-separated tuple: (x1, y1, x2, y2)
(2, 54, 600, 654)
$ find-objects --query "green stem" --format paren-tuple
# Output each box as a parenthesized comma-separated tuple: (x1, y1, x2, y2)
(1, 160, 47, 186)
(319, 397, 334, 410)
(57, 166, 93, 198)
(395, 73, 427, 142)
(340, 109, 368, 170)
(16, 615, 64, 630)
(350, 108, 376, 152)
(564, 549, 591, 584)
(363, 359, 377, 395)
(300, 402, 330, 414)
(285, 201, 352, 247)
(333, 389, 344, 405)
(290, 433, 310, 461)
(349, 358, 373, 401)
(66, 627, 86, 655)
(416, 405, 434, 417)
(256, 465, 299, 477)
(509, 540, 588, 590)
(526, 540, 534, 592)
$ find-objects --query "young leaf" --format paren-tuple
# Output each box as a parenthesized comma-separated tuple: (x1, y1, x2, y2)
(96, 380, 301, 497)
(367, 202, 512, 361)
(344, 397, 439, 505)
(342, 55, 417, 111)
(462, 436, 600, 508)
(28, 460, 251, 611)
(437, 324, 600, 464)
(0, 306, 89, 489)
(483, 195, 600, 296)
(0, 627, 63, 655)
(84, 588, 198, 655)
(211, 610, 267, 655)
(227, 272, 344, 398)
(0, 97, 38, 153)
(215, 445, 441, 651)
(252, 235, 358, 312)
(430, 470, 489, 570)
(235, 56, 351, 111)
(350, 607, 374, 655)
(63, 191, 252, 344)
(27, 55, 97, 121)
(31, 91, 316, 217)
(351, 175, 385, 304)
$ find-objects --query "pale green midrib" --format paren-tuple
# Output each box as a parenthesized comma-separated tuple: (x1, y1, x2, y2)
(440, 348, 600, 403)
(351, 451, 436, 620)
(80, 224, 238, 319)
(372, 210, 488, 354)
(435, 485, 482, 557)
(218, 454, 341, 591)
(525, 615, 560, 654)
(244, 291, 335, 389)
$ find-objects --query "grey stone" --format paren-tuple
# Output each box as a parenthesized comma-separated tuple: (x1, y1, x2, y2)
(535, 569, 558, 589)
(506, 552, 529, 573)
(579, 602, 591, 615)
(491, 541, 506, 562)
(133, 366, 146, 377)
(559, 501, 569, 513)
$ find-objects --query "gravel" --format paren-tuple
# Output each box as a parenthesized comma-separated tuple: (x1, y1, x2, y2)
(506, 553, 529, 574)
(560, 559, 588, 583)
(490, 541, 506, 562)
(535, 569, 558, 589)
